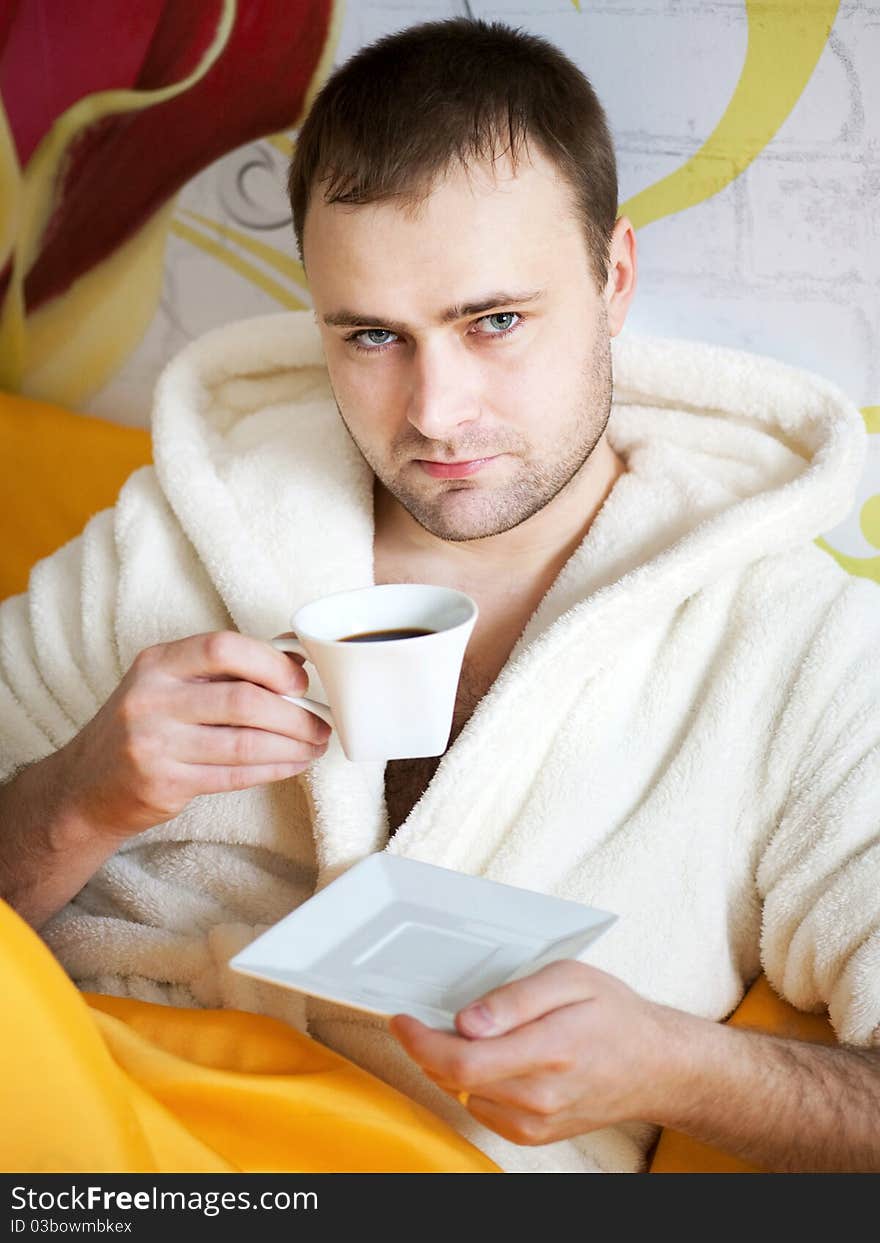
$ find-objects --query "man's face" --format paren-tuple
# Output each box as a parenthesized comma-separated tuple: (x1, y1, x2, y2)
(303, 147, 616, 542)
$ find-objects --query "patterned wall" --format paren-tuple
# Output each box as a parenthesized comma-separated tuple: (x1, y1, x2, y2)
(7, 0, 880, 580)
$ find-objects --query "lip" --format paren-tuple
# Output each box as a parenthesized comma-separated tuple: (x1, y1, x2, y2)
(416, 455, 500, 479)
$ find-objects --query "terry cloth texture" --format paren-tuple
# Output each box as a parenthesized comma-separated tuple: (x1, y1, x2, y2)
(1, 310, 878, 1173)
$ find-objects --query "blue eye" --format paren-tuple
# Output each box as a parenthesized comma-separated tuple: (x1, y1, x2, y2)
(482, 312, 518, 333)
(353, 328, 397, 350)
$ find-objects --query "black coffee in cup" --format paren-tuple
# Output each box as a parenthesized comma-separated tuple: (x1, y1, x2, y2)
(339, 627, 436, 643)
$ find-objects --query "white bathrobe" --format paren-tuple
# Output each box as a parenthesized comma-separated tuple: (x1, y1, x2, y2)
(2, 311, 879, 1173)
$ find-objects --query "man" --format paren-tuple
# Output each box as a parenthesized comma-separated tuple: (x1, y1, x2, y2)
(1, 19, 878, 1173)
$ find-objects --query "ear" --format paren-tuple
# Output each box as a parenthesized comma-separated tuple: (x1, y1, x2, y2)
(603, 216, 638, 337)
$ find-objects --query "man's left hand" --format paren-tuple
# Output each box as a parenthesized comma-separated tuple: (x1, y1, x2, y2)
(389, 960, 691, 1146)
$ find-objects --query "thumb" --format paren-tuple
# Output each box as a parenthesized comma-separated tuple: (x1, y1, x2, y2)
(455, 960, 602, 1038)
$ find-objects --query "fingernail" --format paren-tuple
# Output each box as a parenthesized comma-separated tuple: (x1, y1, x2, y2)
(459, 1003, 496, 1036)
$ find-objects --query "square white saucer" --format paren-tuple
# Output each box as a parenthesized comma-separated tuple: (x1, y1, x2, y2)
(229, 854, 617, 1029)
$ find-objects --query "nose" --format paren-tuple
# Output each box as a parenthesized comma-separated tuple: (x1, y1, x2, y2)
(405, 338, 479, 441)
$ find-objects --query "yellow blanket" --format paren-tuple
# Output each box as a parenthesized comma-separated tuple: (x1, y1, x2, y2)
(0, 898, 497, 1173)
(1, 890, 836, 1174)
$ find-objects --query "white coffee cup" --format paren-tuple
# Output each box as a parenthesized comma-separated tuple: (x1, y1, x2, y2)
(270, 583, 478, 763)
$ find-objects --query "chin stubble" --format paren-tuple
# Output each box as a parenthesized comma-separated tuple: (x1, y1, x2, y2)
(333, 329, 613, 543)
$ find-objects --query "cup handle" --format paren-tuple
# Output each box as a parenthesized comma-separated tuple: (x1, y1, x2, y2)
(270, 633, 335, 730)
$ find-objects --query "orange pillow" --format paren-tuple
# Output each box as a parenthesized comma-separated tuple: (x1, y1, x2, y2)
(0, 390, 152, 601)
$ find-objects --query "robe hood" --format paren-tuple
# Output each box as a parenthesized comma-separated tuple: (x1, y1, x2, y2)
(152, 310, 865, 647)
(147, 310, 867, 886)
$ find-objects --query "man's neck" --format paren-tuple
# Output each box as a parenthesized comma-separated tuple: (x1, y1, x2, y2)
(373, 433, 626, 597)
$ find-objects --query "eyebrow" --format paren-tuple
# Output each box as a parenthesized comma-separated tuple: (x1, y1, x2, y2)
(322, 289, 545, 335)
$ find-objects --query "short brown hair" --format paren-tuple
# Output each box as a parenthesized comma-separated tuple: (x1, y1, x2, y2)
(288, 18, 618, 290)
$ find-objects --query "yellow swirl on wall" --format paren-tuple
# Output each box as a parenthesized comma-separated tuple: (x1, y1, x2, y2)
(170, 212, 309, 311)
(860, 496, 880, 550)
(816, 406, 880, 585)
(817, 538, 880, 585)
(0, 100, 19, 278)
(620, 0, 840, 229)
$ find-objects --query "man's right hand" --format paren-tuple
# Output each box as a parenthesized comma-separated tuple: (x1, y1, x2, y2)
(0, 630, 333, 928)
(55, 630, 332, 843)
